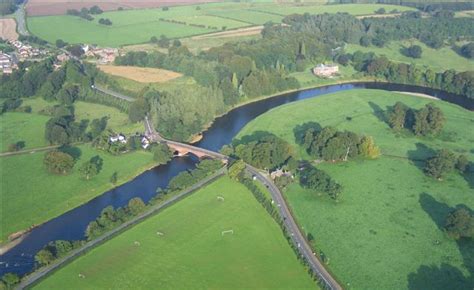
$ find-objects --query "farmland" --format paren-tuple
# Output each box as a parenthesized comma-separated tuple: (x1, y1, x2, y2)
(236, 90, 474, 289)
(34, 176, 316, 290)
(0, 18, 19, 40)
(346, 40, 474, 72)
(27, 2, 414, 47)
(0, 144, 154, 244)
(97, 65, 183, 83)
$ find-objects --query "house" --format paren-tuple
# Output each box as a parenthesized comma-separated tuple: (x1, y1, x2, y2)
(312, 63, 339, 77)
(141, 137, 150, 149)
(270, 168, 293, 180)
(109, 134, 127, 144)
(57, 53, 70, 62)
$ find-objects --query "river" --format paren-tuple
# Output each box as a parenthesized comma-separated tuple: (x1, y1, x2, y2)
(1, 82, 472, 277)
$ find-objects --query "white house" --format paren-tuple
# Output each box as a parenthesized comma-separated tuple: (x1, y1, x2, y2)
(312, 64, 339, 77)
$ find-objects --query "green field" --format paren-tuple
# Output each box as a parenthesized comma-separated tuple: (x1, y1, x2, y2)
(346, 40, 474, 72)
(0, 144, 155, 243)
(236, 90, 474, 289)
(34, 176, 316, 290)
(27, 2, 414, 47)
(0, 98, 142, 153)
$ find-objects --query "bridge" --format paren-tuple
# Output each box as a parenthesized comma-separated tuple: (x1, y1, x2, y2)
(144, 116, 227, 161)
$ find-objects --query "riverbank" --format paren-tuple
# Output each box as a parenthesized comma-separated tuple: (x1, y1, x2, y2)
(0, 149, 157, 250)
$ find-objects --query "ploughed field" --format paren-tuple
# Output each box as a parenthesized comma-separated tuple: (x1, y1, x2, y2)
(26, 2, 414, 47)
(34, 176, 317, 290)
(0, 99, 147, 243)
(236, 89, 474, 290)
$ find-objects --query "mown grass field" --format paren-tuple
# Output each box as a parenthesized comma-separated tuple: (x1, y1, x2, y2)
(0, 98, 142, 153)
(34, 176, 317, 290)
(27, 2, 414, 47)
(236, 90, 474, 289)
(0, 144, 154, 243)
(346, 40, 474, 72)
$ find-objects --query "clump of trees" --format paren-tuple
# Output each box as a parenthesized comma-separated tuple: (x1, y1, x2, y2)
(43, 150, 75, 175)
(167, 159, 222, 192)
(424, 149, 469, 180)
(403, 45, 423, 59)
(85, 197, 146, 240)
(98, 18, 112, 26)
(35, 240, 84, 266)
(1, 272, 19, 289)
(227, 132, 295, 171)
(460, 42, 474, 59)
(79, 155, 103, 180)
(152, 143, 173, 165)
(388, 102, 445, 136)
(445, 208, 474, 240)
(299, 165, 342, 201)
(298, 125, 380, 162)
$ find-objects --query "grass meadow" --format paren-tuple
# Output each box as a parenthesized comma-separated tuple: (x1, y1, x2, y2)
(34, 176, 317, 290)
(0, 144, 154, 243)
(346, 40, 474, 72)
(27, 2, 414, 47)
(236, 90, 474, 289)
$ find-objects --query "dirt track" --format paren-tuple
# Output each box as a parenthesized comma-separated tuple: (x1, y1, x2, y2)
(0, 18, 19, 41)
(26, 0, 220, 16)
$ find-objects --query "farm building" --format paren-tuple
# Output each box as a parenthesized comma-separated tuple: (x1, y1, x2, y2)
(312, 64, 339, 77)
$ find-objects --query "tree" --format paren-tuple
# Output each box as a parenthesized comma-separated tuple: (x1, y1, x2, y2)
(445, 208, 474, 240)
(150, 36, 158, 44)
(128, 97, 149, 123)
(388, 102, 410, 131)
(424, 149, 457, 179)
(89, 5, 103, 14)
(1, 273, 19, 288)
(299, 166, 342, 200)
(43, 151, 75, 175)
(360, 36, 370, 47)
(110, 171, 118, 184)
(153, 143, 173, 165)
(358, 136, 381, 159)
(66, 45, 84, 58)
(375, 8, 386, 14)
(56, 39, 68, 48)
(89, 117, 108, 139)
(413, 104, 445, 136)
(128, 197, 145, 215)
(460, 42, 474, 59)
(79, 159, 99, 180)
(157, 35, 170, 48)
(405, 45, 422, 59)
(228, 159, 246, 181)
(35, 248, 55, 266)
(7, 141, 25, 152)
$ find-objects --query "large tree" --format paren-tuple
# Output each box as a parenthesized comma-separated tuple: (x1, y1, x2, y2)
(43, 151, 75, 175)
(424, 149, 457, 179)
(445, 208, 474, 240)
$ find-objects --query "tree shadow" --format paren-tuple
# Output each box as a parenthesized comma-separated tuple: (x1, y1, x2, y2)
(368, 101, 387, 124)
(293, 121, 321, 145)
(462, 162, 474, 189)
(232, 131, 275, 146)
(419, 192, 453, 230)
(406, 143, 435, 172)
(407, 263, 471, 290)
(58, 145, 82, 161)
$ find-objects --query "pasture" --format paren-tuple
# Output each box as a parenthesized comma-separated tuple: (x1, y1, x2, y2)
(236, 90, 474, 289)
(34, 176, 316, 290)
(97, 65, 183, 83)
(0, 144, 154, 244)
(346, 40, 474, 72)
(27, 2, 414, 47)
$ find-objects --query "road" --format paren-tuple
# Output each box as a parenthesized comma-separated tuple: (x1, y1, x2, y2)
(246, 165, 342, 290)
(92, 85, 135, 102)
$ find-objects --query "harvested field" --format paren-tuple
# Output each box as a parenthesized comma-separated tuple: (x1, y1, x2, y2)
(0, 19, 19, 41)
(98, 65, 182, 83)
(191, 25, 263, 39)
(26, 0, 220, 16)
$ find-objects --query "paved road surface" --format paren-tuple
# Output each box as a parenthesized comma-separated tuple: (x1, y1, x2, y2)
(92, 85, 135, 102)
(246, 165, 342, 290)
(13, 3, 29, 36)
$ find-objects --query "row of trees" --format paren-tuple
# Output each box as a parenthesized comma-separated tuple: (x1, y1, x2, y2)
(388, 102, 445, 136)
(353, 54, 474, 99)
(67, 5, 103, 21)
(35, 240, 84, 266)
(298, 124, 380, 162)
